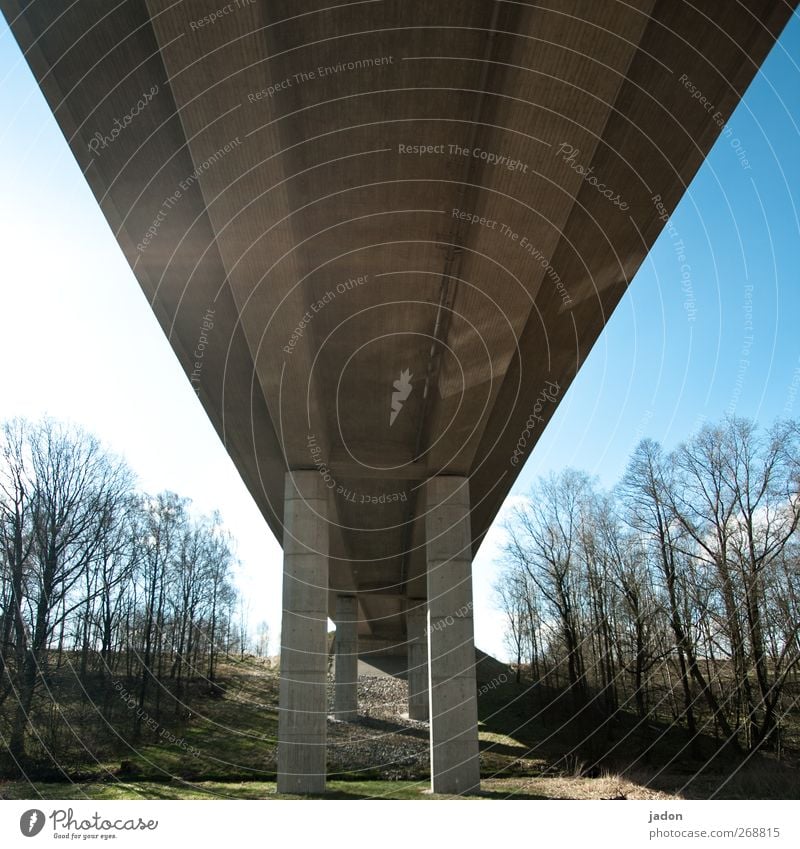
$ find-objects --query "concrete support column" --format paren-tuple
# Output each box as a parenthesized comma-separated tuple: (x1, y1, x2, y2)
(406, 601, 429, 721)
(277, 471, 329, 795)
(424, 476, 480, 795)
(334, 595, 358, 721)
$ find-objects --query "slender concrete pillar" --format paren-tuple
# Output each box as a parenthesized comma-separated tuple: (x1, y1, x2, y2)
(277, 471, 329, 795)
(334, 595, 358, 720)
(424, 476, 480, 795)
(406, 601, 429, 720)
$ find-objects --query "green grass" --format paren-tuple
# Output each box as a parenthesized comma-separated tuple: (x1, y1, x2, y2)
(3, 656, 797, 800)
(0, 778, 578, 800)
(121, 696, 280, 782)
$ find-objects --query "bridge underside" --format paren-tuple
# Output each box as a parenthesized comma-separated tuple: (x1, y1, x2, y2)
(3, 0, 792, 793)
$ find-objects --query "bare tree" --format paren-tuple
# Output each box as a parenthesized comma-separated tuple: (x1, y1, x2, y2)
(1, 419, 134, 761)
(722, 418, 799, 746)
(497, 417, 800, 756)
(495, 564, 529, 682)
(504, 470, 593, 706)
(254, 620, 271, 659)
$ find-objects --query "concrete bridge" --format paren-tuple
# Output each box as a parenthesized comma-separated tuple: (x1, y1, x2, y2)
(3, 0, 793, 794)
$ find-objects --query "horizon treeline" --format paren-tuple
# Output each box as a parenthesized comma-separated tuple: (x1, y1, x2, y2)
(497, 415, 800, 756)
(0, 417, 247, 770)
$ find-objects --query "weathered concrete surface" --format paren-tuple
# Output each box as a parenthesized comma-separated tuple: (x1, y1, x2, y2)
(333, 595, 359, 721)
(406, 601, 429, 721)
(2, 0, 794, 793)
(0, 2, 792, 640)
(425, 477, 480, 795)
(277, 471, 329, 794)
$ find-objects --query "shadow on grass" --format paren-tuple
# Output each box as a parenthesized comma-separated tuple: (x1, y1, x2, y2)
(475, 680, 800, 799)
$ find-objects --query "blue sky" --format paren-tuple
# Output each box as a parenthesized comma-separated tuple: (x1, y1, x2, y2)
(521, 15, 800, 493)
(1, 14, 798, 661)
